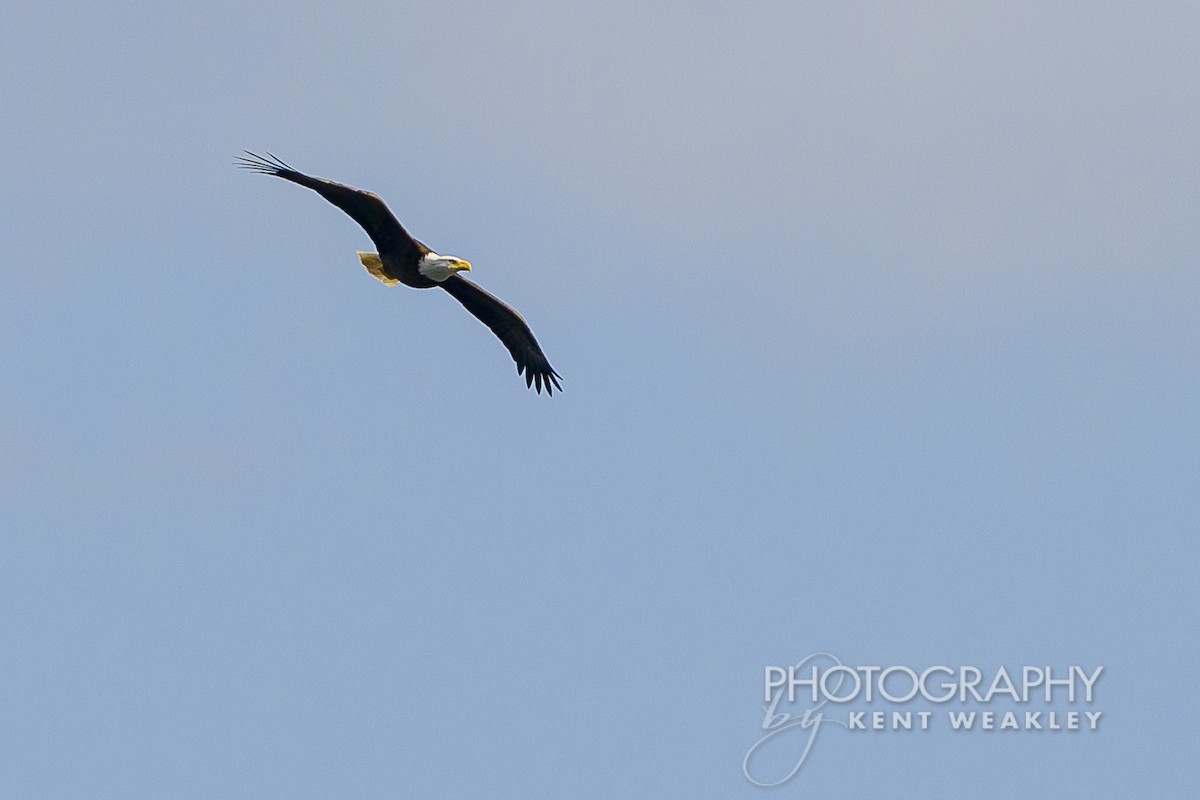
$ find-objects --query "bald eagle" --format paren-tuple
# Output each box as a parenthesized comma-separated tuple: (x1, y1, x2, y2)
(237, 152, 562, 395)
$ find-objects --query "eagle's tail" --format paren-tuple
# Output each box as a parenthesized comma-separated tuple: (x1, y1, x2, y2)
(357, 251, 399, 286)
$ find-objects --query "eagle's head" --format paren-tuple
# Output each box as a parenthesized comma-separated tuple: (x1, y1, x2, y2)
(418, 252, 473, 282)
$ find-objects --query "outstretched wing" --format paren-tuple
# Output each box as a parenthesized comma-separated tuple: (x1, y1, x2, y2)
(236, 151, 427, 262)
(439, 275, 563, 395)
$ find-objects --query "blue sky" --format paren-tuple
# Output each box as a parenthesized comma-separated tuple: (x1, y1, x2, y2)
(2, 2, 1197, 797)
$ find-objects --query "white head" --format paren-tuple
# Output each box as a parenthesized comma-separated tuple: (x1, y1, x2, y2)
(418, 251, 473, 282)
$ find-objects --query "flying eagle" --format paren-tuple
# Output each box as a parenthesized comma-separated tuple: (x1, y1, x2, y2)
(237, 152, 562, 395)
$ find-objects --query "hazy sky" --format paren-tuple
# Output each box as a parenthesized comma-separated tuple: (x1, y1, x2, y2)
(2, 2, 1197, 797)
